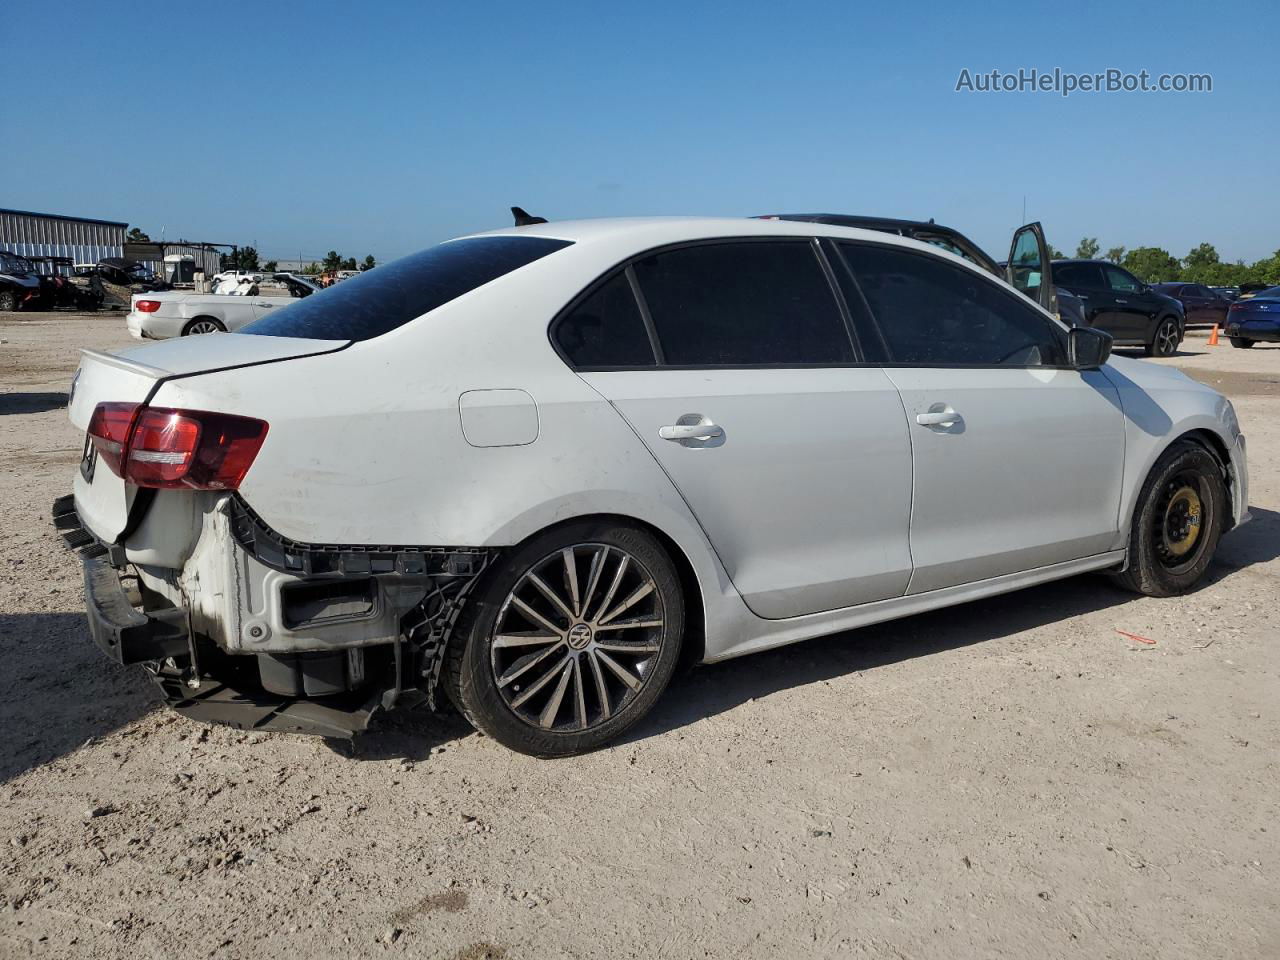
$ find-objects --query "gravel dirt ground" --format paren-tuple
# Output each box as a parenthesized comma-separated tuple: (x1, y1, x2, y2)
(1, 314, 1277, 960)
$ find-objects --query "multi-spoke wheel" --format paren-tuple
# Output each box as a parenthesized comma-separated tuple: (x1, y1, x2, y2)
(183, 317, 225, 335)
(446, 521, 684, 757)
(1112, 441, 1226, 597)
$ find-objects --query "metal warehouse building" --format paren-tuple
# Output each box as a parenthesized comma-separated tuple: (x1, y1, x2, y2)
(0, 208, 126, 265)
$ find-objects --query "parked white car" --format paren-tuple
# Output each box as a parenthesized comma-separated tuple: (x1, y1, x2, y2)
(127, 289, 288, 338)
(60, 216, 1249, 756)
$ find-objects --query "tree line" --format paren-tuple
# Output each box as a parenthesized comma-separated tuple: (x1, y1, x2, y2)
(1052, 237, 1280, 287)
(302, 251, 378, 275)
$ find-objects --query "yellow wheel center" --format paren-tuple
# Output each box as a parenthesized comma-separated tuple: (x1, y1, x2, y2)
(1164, 486, 1202, 557)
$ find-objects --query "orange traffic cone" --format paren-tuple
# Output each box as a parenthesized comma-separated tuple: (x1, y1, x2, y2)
(1208, 324, 1220, 346)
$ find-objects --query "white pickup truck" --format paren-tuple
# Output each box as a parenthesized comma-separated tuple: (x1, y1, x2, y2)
(126, 274, 320, 339)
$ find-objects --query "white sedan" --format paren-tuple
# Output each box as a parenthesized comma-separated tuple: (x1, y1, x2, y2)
(61, 215, 1248, 756)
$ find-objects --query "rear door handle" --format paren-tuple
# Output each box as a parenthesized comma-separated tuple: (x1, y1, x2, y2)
(1115, 299, 1128, 305)
(916, 407, 961, 427)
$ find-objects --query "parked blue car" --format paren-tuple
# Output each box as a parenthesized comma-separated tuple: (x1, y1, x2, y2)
(1226, 286, 1280, 347)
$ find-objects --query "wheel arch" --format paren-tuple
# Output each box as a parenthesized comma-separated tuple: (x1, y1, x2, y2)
(1124, 426, 1237, 536)
(1176, 427, 1235, 519)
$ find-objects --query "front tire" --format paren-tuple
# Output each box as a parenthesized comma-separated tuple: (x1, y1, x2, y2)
(445, 520, 684, 757)
(1111, 441, 1226, 597)
(1146, 317, 1180, 357)
(1230, 337, 1254, 348)
(0, 289, 17, 312)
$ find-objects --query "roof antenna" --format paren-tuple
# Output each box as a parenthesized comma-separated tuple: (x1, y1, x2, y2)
(511, 206, 547, 226)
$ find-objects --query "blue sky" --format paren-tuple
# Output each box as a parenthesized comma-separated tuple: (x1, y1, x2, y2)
(3, 0, 1276, 264)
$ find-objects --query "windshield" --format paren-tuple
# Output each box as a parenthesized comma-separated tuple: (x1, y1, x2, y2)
(0, 253, 30, 274)
(242, 236, 572, 341)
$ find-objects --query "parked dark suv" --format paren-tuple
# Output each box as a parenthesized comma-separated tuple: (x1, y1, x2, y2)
(1052, 260, 1185, 356)
(1152, 282, 1231, 328)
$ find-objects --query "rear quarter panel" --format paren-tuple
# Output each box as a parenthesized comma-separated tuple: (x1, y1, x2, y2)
(146, 250, 741, 652)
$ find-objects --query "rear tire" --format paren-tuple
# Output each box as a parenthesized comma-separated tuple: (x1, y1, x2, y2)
(182, 317, 226, 335)
(1230, 337, 1254, 348)
(1111, 441, 1225, 597)
(1145, 317, 1180, 357)
(445, 520, 684, 757)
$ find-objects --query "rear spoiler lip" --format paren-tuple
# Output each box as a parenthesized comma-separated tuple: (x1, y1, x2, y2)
(78, 339, 352, 385)
(79, 347, 169, 380)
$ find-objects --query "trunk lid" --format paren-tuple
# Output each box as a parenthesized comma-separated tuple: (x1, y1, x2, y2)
(69, 333, 344, 543)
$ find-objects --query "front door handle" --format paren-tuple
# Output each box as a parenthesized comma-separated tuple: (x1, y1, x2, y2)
(660, 422, 724, 442)
(916, 407, 962, 428)
(1115, 299, 1129, 305)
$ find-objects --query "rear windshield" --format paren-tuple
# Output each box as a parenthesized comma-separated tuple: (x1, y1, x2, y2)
(241, 236, 572, 341)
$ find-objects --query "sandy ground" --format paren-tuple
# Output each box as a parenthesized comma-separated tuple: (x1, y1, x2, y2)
(1, 314, 1277, 960)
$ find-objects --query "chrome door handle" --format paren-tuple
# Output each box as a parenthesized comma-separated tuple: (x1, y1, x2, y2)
(916, 408, 961, 427)
(660, 422, 724, 442)
(1115, 299, 1128, 304)
(255, 302, 274, 307)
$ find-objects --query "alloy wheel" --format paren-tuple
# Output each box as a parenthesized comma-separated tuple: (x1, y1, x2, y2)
(489, 543, 667, 732)
(1155, 321, 1179, 357)
(187, 320, 222, 335)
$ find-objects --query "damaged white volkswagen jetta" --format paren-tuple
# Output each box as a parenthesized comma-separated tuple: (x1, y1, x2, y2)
(59, 214, 1249, 757)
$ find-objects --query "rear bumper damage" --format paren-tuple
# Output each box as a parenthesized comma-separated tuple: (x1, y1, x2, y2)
(54, 493, 493, 739)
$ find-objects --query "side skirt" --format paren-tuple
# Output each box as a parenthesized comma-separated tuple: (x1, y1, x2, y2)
(706, 550, 1126, 663)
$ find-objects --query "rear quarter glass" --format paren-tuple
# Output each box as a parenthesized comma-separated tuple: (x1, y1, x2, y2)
(240, 236, 572, 341)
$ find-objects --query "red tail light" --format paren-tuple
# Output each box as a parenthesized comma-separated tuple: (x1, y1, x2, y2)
(86, 402, 139, 477)
(1229, 303, 1247, 311)
(135, 300, 162, 313)
(86, 403, 268, 490)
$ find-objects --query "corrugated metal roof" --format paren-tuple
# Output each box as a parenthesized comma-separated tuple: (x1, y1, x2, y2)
(0, 207, 129, 228)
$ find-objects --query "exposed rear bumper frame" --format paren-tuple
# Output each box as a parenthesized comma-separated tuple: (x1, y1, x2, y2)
(55, 493, 496, 739)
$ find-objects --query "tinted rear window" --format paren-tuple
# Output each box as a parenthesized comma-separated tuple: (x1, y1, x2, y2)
(632, 241, 854, 365)
(241, 236, 572, 340)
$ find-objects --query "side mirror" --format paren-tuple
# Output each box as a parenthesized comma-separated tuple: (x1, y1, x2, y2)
(1069, 326, 1112, 369)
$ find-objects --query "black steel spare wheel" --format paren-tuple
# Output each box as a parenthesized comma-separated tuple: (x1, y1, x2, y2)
(446, 520, 684, 757)
(1112, 441, 1225, 597)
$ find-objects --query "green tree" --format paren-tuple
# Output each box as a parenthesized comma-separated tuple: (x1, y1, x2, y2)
(126, 226, 151, 243)
(1049, 245, 1066, 259)
(1074, 237, 1100, 259)
(1181, 243, 1221, 283)
(1122, 247, 1180, 283)
(218, 247, 261, 271)
(1244, 250, 1280, 287)
(341, 257, 358, 271)
(262, 260, 278, 272)
(361, 255, 376, 271)
(1104, 246, 1126, 264)
(322, 250, 343, 273)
